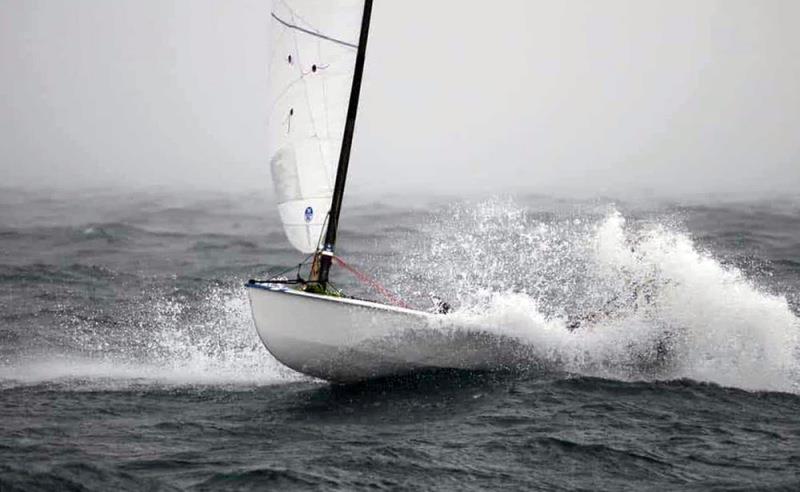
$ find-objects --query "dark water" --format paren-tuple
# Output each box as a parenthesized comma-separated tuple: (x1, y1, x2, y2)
(1, 188, 799, 490)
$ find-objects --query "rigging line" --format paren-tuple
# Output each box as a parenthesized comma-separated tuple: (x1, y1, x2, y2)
(333, 256, 411, 309)
(271, 12, 358, 50)
(267, 253, 315, 281)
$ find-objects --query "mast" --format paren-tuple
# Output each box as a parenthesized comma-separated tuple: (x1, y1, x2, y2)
(314, 0, 373, 286)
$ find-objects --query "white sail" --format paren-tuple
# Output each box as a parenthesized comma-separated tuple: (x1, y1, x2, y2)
(268, 0, 365, 253)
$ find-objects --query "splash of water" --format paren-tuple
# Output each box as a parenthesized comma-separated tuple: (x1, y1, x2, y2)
(394, 199, 800, 393)
(140, 285, 303, 385)
(0, 284, 304, 389)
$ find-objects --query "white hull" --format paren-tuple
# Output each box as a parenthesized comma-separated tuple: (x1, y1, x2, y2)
(246, 283, 512, 383)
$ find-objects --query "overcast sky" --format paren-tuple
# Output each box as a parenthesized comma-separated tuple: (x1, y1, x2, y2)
(1, 0, 799, 196)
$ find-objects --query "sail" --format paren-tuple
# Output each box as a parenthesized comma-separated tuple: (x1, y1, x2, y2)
(268, 0, 365, 254)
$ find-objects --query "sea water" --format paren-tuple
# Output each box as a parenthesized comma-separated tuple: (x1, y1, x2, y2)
(1, 188, 798, 489)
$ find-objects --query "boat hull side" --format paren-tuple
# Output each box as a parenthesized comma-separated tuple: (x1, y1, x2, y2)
(245, 284, 505, 382)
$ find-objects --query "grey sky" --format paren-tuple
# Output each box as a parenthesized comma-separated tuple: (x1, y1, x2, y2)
(2, 0, 799, 195)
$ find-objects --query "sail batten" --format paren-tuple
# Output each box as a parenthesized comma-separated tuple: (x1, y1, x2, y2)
(268, 0, 366, 254)
(270, 13, 358, 49)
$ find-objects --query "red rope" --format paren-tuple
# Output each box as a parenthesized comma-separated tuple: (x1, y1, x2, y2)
(333, 256, 410, 309)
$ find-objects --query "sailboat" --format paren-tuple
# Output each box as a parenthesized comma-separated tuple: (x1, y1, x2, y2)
(247, 0, 496, 383)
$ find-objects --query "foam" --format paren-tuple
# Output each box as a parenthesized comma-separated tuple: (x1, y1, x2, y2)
(407, 200, 800, 393)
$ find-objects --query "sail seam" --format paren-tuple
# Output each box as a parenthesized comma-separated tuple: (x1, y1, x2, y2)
(271, 12, 358, 49)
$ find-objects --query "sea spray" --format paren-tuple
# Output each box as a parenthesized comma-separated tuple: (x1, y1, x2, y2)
(0, 283, 303, 388)
(145, 285, 301, 385)
(392, 198, 800, 392)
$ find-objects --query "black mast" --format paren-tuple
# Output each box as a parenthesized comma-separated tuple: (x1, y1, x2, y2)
(316, 0, 373, 286)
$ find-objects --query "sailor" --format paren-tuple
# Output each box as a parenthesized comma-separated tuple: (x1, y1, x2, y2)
(566, 277, 663, 331)
(430, 295, 451, 315)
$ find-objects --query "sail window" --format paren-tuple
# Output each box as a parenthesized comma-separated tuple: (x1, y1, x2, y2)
(312, 64, 317, 73)
(287, 54, 293, 64)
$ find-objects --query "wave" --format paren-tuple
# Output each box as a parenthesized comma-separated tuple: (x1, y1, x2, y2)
(0, 221, 282, 246)
(0, 263, 122, 284)
(402, 200, 800, 393)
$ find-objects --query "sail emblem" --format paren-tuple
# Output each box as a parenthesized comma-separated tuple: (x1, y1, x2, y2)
(304, 207, 314, 223)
